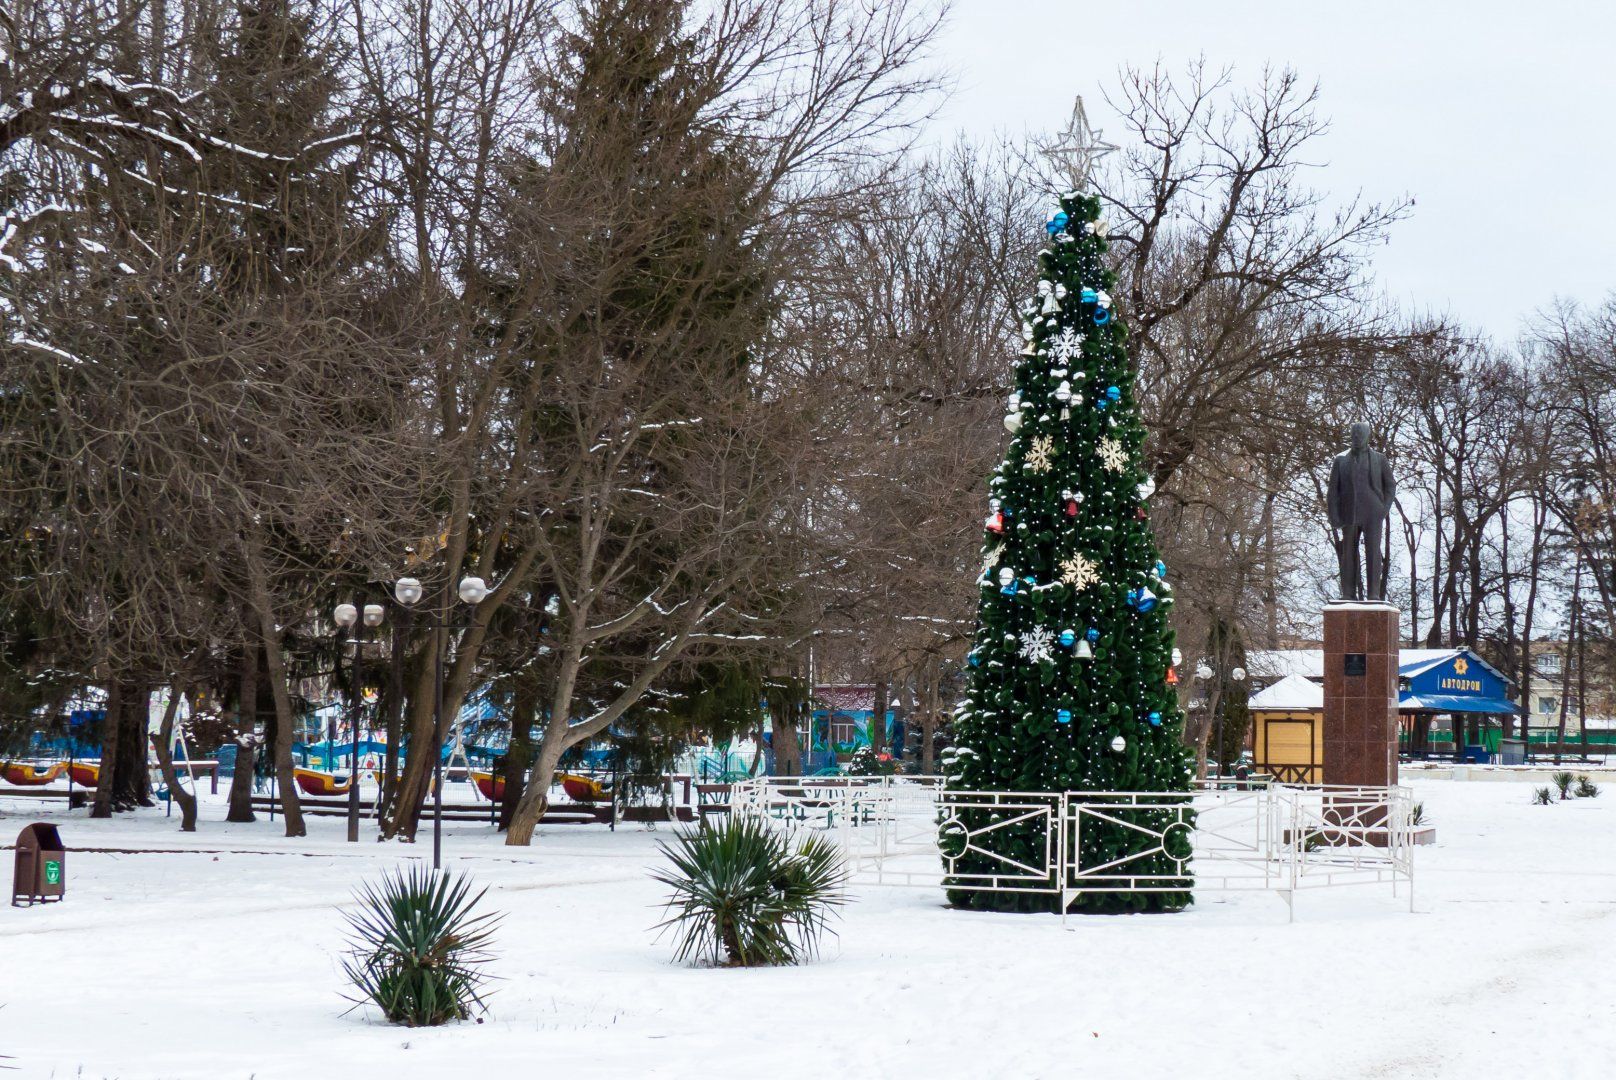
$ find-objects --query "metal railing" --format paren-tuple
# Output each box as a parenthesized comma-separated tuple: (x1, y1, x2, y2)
(729, 776, 1414, 920)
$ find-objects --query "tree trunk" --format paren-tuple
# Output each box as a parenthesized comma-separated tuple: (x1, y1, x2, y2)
(920, 662, 940, 774)
(90, 681, 123, 818)
(110, 682, 154, 809)
(770, 695, 801, 777)
(384, 610, 453, 841)
(226, 636, 259, 823)
(250, 598, 305, 837)
(1554, 560, 1580, 766)
(381, 606, 410, 823)
(151, 686, 197, 831)
(506, 729, 567, 847)
(1577, 606, 1589, 759)
(869, 679, 888, 756)
(498, 674, 538, 832)
(1260, 490, 1279, 648)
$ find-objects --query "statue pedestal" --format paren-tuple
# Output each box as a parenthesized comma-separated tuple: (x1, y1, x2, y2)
(1321, 602, 1400, 788)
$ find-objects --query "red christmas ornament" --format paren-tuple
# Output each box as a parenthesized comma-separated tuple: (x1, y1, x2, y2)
(1065, 498, 1079, 517)
(1165, 667, 1179, 686)
(985, 511, 1005, 534)
(1136, 505, 1148, 521)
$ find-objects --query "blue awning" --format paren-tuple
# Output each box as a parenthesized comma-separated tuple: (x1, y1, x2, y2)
(1399, 649, 1517, 716)
(1399, 693, 1518, 715)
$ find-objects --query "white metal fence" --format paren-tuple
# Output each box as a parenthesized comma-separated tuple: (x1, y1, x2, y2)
(729, 776, 1414, 920)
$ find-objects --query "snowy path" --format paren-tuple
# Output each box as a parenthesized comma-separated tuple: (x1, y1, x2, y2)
(1, 778, 1612, 1079)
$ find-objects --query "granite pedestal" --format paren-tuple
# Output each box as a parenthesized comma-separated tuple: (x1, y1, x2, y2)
(1321, 602, 1400, 788)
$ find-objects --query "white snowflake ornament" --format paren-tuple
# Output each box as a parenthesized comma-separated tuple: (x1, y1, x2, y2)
(1024, 435, 1056, 473)
(1051, 327, 1085, 363)
(1097, 436, 1128, 472)
(1019, 627, 1057, 664)
(1058, 552, 1100, 591)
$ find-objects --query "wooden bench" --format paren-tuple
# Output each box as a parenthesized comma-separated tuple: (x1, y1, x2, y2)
(0, 787, 91, 808)
(695, 783, 732, 821)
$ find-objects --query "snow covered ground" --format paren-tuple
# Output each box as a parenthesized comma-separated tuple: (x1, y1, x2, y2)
(1, 776, 1612, 1079)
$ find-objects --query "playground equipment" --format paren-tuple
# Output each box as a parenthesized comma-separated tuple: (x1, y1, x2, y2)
(560, 773, 610, 803)
(293, 767, 353, 797)
(1, 762, 66, 787)
(471, 770, 506, 801)
(67, 762, 99, 788)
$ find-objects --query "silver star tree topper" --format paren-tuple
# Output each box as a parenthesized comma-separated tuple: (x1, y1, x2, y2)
(1041, 96, 1117, 193)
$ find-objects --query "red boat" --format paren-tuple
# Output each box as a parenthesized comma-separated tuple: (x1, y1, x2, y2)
(67, 761, 99, 787)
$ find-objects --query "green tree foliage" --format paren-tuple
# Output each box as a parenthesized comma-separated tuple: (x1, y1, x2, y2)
(944, 192, 1193, 914)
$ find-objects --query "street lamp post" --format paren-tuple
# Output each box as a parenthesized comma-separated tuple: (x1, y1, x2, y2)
(334, 601, 386, 843)
(392, 573, 488, 870)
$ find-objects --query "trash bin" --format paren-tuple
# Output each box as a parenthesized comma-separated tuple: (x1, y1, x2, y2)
(12, 822, 66, 906)
(1499, 738, 1526, 766)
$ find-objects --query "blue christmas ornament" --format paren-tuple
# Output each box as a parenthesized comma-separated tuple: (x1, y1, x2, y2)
(1126, 588, 1139, 607)
(1056, 709, 1073, 724)
(1080, 287, 1098, 304)
(1092, 308, 1111, 326)
(1106, 386, 1121, 402)
(968, 651, 981, 667)
(1045, 212, 1069, 236)
(1148, 711, 1162, 726)
(1155, 560, 1167, 576)
(1136, 587, 1159, 613)
(1001, 581, 1018, 596)
(1059, 629, 1076, 648)
(1086, 628, 1100, 643)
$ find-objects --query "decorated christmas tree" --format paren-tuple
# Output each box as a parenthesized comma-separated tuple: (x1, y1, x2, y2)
(942, 186, 1194, 914)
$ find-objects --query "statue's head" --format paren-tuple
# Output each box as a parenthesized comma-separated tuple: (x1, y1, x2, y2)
(1349, 422, 1372, 451)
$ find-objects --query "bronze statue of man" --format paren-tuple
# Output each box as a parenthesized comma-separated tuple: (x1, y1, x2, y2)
(1326, 422, 1396, 601)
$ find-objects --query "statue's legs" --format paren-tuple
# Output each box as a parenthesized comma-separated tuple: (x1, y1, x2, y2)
(1363, 517, 1385, 601)
(1341, 525, 1364, 601)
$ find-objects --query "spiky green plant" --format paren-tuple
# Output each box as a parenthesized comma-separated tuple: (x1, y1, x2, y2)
(653, 814, 848, 967)
(1552, 771, 1576, 799)
(342, 866, 499, 1026)
(1575, 775, 1600, 798)
(1533, 786, 1554, 806)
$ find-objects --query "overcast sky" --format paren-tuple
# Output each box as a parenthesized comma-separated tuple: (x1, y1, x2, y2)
(922, 0, 1616, 343)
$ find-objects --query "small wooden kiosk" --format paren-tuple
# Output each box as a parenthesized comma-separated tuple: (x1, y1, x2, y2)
(1250, 674, 1324, 784)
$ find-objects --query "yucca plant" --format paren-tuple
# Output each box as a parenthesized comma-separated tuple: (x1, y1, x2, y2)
(653, 814, 848, 967)
(1575, 775, 1600, 798)
(1533, 786, 1554, 806)
(342, 865, 499, 1026)
(1552, 771, 1576, 800)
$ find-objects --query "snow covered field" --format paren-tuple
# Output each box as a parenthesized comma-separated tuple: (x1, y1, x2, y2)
(2, 776, 1613, 1080)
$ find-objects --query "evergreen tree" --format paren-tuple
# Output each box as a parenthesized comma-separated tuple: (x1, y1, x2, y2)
(943, 191, 1194, 914)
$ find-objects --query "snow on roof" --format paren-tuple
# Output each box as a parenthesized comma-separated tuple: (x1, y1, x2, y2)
(1248, 673, 1324, 711)
(1246, 648, 1513, 685)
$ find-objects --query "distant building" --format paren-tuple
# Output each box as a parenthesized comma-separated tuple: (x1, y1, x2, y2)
(1245, 647, 1519, 763)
